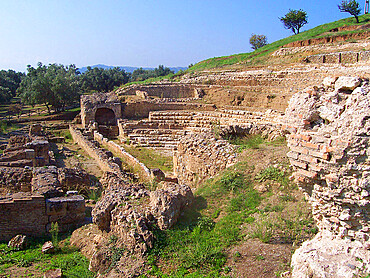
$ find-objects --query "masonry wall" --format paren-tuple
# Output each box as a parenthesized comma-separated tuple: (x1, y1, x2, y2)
(69, 125, 122, 175)
(0, 195, 48, 241)
(117, 84, 197, 98)
(173, 133, 237, 187)
(93, 131, 152, 181)
(122, 101, 215, 119)
(304, 50, 370, 64)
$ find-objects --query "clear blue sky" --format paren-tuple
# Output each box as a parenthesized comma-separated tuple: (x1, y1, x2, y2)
(0, 0, 362, 72)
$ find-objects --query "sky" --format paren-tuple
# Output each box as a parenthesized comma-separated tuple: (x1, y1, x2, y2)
(0, 0, 362, 72)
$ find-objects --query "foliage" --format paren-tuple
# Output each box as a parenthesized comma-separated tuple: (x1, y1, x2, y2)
(0, 70, 24, 104)
(80, 66, 130, 93)
(279, 9, 308, 34)
(18, 63, 80, 114)
(338, 0, 361, 23)
(227, 134, 265, 150)
(131, 65, 174, 82)
(50, 222, 60, 248)
(249, 34, 268, 50)
(0, 237, 94, 277)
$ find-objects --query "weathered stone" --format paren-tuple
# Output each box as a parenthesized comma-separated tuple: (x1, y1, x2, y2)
(322, 76, 338, 88)
(8, 234, 27, 250)
(284, 77, 370, 277)
(29, 124, 43, 136)
(334, 76, 361, 91)
(42, 241, 55, 254)
(149, 182, 194, 230)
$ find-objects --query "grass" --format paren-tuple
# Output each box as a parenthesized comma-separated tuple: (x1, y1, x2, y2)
(0, 120, 21, 134)
(122, 144, 173, 172)
(0, 236, 95, 278)
(144, 141, 317, 277)
(190, 13, 370, 71)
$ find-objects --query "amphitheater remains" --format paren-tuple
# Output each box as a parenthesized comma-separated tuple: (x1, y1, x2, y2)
(1, 43, 370, 277)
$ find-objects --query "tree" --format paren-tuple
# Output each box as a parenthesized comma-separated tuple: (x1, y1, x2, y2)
(0, 70, 24, 104)
(280, 9, 308, 34)
(338, 0, 361, 23)
(80, 67, 130, 93)
(18, 63, 80, 113)
(249, 34, 268, 50)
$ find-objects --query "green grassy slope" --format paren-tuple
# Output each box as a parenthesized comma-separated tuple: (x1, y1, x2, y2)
(190, 14, 370, 72)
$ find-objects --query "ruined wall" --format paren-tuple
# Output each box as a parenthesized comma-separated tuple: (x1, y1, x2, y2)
(69, 125, 122, 175)
(0, 167, 32, 194)
(93, 131, 152, 181)
(304, 50, 370, 64)
(284, 77, 370, 277)
(0, 193, 85, 242)
(80, 93, 122, 128)
(121, 100, 215, 119)
(117, 83, 197, 98)
(173, 133, 237, 187)
(0, 195, 48, 241)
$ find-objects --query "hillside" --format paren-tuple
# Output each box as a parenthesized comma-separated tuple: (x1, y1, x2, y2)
(190, 13, 370, 72)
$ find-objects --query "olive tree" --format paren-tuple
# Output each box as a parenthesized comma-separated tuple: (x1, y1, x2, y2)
(280, 9, 308, 34)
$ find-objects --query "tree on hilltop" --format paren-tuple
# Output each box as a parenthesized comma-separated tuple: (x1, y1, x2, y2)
(338, 0, 361, 23)
(249, 34, 268, 50)
(280, 9, 308, 34)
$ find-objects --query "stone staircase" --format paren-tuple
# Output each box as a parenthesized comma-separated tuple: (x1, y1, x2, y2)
(118, 109, 284, 150)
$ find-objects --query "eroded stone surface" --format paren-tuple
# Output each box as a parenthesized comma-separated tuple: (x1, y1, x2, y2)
(284, 76, 370, 277)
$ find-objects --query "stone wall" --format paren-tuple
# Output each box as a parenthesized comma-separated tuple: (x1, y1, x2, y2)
(283, 77, 370, 277)
(117, 83, 198, 99)
(173, 133, 237, 187)
(80, 92, 122, 128)
(0, 194, 48, 241)
(0, 193, 85, 242)
(69, 125, 122, 176)
(304, 50, 370, 64)
(121, 100, 215, 119)
(93, 131, 152, 181)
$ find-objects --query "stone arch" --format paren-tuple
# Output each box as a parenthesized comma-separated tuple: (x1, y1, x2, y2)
(95, 108, 116, 126)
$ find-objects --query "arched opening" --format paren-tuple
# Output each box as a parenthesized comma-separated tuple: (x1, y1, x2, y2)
(95, 108, 116, 126)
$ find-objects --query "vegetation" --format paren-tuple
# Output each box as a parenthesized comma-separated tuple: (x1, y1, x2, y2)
(80, 66, 130, 93)
(0, 237, 94, 277)
(122, 144, 173, 172)
(190, 13, 370, 71)
(249, 34, 268, 50)
(338, 0, 361, 23)
(131, 65, 174, 82)
(145, 139, 317, 277)
(0, 70, 24, 104)
(279, 9, 308, 34)
(18, 63, 80, 114)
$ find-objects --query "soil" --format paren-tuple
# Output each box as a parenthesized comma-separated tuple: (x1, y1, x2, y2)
(226, 239, 292, 278)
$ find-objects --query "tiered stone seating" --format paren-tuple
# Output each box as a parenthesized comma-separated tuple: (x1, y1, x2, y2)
(118, 109, 284, 150)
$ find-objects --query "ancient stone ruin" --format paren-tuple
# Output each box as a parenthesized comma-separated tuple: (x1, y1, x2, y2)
(0, 124, 88, 241)
(284, 77, 370, 277)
